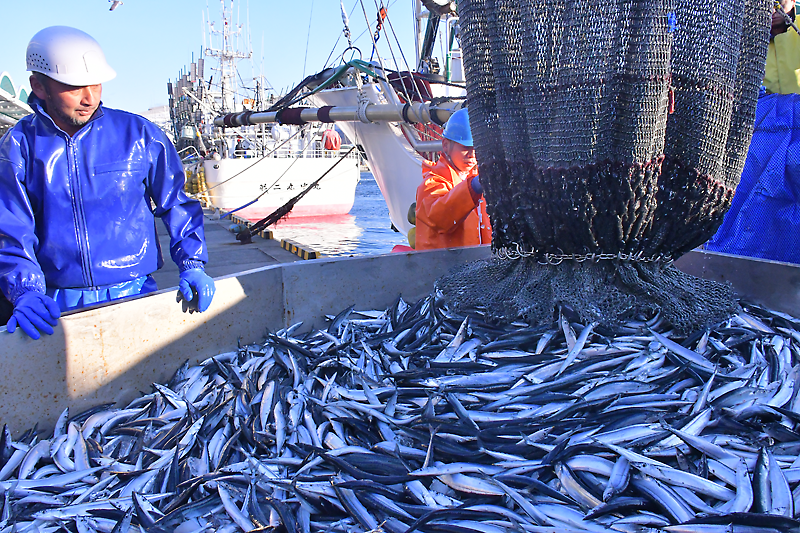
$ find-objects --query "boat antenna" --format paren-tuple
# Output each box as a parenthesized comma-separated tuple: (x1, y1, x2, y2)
(247, 0, 254, 84)
(261, 32, 266, 100)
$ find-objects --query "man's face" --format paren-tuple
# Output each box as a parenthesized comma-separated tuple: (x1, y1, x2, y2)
(443, 138, 477, 174)
(773, 0, 796, 36)
(30, 75, 102, 135)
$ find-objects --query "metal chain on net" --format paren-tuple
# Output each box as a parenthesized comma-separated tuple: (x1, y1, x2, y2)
(495, 243, 672, 265)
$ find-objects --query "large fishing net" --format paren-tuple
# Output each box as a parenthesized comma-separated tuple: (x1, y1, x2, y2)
(439, 0, 772, 333)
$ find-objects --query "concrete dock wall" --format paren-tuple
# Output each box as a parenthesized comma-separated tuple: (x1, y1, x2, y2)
(0, 247, 797, 435)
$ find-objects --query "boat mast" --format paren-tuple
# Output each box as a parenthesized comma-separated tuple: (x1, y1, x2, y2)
(416, 1, 458, 76)
(205, 0, 251, 113)
(414, 0, 424, 70)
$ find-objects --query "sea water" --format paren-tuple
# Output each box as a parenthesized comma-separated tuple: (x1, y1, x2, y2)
(260, 172, 409, 256)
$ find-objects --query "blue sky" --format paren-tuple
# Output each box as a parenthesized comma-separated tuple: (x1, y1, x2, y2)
(3, 0, 418, 114)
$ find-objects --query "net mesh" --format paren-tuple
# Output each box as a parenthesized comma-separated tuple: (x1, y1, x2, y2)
(442, 0, 771, 332)
(437, 258, 740, 333)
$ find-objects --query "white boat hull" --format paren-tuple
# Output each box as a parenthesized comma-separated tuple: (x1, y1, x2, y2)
(202, 155, 360, 220)
(309, 85, 425, 236)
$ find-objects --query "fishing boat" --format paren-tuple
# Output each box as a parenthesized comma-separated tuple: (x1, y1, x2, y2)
(213, 0, 466, 236)
(168, 1, 360, 221)
(3, 2, 800, 530)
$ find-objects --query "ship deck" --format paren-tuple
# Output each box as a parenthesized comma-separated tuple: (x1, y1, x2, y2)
(150, 209, 302, 289)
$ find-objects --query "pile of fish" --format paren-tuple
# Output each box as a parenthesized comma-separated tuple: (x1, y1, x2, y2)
(2, 293, 800, 533)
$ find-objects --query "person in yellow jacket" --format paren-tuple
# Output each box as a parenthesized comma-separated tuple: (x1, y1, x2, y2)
(764, 0, 800, 94)
(706, 0, 800, 261)
(415, 108, 492, 251)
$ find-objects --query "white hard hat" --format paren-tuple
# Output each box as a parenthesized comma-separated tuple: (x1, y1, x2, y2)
(26, 26, 116, 86)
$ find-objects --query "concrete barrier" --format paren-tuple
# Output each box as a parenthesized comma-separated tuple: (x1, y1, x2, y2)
(0, 247, 488, 433)
(0, 247, 797, 435)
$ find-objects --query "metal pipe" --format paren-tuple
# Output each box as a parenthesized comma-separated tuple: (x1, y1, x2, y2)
(410, 139, 443, 153)
(401, 123, 442, 153)
(214, 102, 458, 128)
(0, 114, 18, 127)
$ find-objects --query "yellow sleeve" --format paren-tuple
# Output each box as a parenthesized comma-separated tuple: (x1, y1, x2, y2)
(764, 31, 800, 94)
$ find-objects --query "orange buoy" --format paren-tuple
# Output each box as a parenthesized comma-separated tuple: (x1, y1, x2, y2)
(323, 129, 342, 151)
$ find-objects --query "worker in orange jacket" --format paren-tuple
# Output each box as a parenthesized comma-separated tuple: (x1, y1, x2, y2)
(415, 108, 491, 250)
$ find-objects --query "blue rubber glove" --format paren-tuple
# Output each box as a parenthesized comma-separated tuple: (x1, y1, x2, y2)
(178, 269, 215, 313)
(7, 292, 61, 340)
(470, 175, 483, 196)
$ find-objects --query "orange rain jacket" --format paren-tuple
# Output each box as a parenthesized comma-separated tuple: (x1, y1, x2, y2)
(415, 154, 492, 250)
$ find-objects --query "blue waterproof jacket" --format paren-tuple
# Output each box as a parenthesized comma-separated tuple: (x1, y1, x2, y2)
(0, 95, 208, 304)
(706, 93, 800, 264)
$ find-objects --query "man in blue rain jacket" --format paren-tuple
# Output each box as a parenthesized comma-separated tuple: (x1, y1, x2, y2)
(0, 26, 216, 339)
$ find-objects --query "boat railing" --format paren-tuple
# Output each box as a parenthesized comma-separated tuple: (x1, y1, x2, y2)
(230, 146, 360, 160)
(177, 145, 203, 163)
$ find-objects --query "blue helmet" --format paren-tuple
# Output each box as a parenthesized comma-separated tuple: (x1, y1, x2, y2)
(442, 108, 473, 147)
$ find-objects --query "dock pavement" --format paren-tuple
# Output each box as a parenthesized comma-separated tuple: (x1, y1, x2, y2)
(150, 209, 302, 290)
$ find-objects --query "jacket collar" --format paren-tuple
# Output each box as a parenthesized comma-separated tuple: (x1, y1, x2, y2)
(27, 93, 105, 136)
(434, 151, 467, 181)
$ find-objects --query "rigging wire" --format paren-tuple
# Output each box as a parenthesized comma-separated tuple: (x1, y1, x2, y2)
(323, 0, 401, 69)
(200, 78, 257, 106)
(236, 70, 251, 103)
(382, 0, 422, 89)
(360, 0, 382, 63)
(370, 0, 422, 104)
(358, 1, 389, 78)
(221, 147, 305, 219)
(379, 66, 465, 90)
(302, 0, 316, 79)
(245, 129, 316, 198)
(236, 145, 358, 242)
(324, 1, 360, 68)
(201, 125, 307, 193)
(357, 0, 417, 108)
